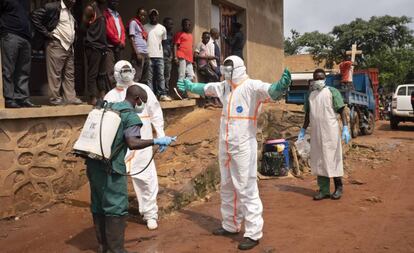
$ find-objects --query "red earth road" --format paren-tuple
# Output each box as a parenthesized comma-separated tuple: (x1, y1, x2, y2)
(0, 121, 413, 253)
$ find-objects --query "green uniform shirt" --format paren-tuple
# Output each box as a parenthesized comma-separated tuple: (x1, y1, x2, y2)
(86, 101, 142, 216)
(304, 87, 345, 113)
(110, 101, 142, 174)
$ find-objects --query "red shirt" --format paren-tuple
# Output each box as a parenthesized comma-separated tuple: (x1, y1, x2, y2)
(174, 31, 193, 63)
(104, 9, 126, 47)
(339, 61, 353, 83)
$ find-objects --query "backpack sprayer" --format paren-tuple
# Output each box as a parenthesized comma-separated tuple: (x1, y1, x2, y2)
(73, 102, 209, 176)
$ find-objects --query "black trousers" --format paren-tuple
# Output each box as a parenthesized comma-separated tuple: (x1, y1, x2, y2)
(106, 46, 122, 88)
(1, 33, 31, 102)
(85, 46, 109, 99)
(130, 53, 150, 84)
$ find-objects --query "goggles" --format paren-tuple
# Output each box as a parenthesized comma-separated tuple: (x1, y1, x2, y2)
(220, 65, 233, 74)
(220, 65, 244, 73)
(119, 68, 133, 74)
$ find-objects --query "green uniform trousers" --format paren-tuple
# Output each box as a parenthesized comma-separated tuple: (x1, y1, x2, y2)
(86, 159, 128, 216)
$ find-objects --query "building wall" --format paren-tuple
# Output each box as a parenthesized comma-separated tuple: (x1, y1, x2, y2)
(245, 0, 284, 82)
(284, 54, 338, 73)
(0, 116, 87, 218)
(196, 0, 284, 82)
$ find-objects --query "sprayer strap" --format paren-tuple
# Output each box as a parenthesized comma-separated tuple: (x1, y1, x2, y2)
(119, 108, 135, 113)
(108, 142, 125, 160)
(105, 106, 134, 161)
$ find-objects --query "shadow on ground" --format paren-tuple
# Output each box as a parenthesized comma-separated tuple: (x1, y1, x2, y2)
(65, 227, 96, 252)
(378, 123, 414, 132)
(179, 209, 221, 234)
(274, 184, 315, 197)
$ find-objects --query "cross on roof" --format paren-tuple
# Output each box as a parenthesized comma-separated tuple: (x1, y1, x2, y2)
(346, 44, 363, 62)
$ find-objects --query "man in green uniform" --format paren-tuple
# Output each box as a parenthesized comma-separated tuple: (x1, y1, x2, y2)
(86, 85, 176, 253)
(298, 69, 351, 201)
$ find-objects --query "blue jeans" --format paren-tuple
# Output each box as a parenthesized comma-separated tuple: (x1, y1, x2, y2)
(148, 58, 167, 96)
(164, 57, 172, 93)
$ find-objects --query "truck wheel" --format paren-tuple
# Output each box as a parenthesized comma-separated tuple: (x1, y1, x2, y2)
(362, 112, 375, 135)
(351, 111, 360, 138)
(390, 115, 399, 130)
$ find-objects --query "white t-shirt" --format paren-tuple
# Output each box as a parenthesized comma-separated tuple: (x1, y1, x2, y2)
(207, 38, 218, 68)
(144, 23, 167, 58)
(195, 42, 209, 67)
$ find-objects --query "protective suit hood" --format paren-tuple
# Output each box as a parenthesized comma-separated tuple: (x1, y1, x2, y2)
(224, 55, 248, 85)
(114, 60, 136, 88)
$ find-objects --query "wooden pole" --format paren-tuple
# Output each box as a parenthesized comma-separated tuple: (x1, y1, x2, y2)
(0, 46, 4, 109)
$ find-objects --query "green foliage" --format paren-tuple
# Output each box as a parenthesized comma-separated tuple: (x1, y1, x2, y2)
(284, 29, 301, 55)
(365, 47, 414, 89)
(284, 15, 414, 91)
(297, 31, 335, 65)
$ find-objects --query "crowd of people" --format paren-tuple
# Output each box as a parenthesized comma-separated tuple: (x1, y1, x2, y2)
(1, 0, 245, 108)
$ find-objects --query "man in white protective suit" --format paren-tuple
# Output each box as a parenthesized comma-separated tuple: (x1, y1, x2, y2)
(104, 60, 165, 230)
(177, 55, 291, 251)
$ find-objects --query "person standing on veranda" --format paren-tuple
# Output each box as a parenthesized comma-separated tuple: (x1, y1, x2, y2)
(145, 9, 172, 101)
(31, 0, 83, 106)
(104, 0, 126, 87)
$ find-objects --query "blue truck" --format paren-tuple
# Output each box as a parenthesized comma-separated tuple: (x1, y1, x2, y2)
(286, 70, 379, 138)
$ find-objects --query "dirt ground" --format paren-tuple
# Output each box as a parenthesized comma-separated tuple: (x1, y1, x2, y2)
(0, 121, 413, 253)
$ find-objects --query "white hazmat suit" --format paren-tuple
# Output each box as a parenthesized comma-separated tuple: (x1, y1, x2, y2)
(104, 61, 165, 222)
(199, 56, 288, 240)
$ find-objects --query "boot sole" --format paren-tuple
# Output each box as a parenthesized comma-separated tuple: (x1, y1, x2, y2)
(213, 231, 239, 236)
(313, 195, 331, 201)
(212, 229, 239, 236)
(238, 242, 259, 250)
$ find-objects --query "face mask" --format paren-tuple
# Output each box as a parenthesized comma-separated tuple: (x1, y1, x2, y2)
(115, 68, 135, 88)
(121, 71, 134, 83)
(313, 80, 326, 90)
(220, 65, 233, 80)
(224, 72, 232, 81)
(134, 98, 145, 113)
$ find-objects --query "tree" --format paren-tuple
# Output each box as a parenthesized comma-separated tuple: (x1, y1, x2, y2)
(285, 15, 414, 91)
(365, 47, 414, 88)
(284, 29, 301, 55)
(296, 31, 334, 66)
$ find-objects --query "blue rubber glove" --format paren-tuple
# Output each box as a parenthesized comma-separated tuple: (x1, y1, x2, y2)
(154, 136, 177, 146)
(159, 145, 167, 153)
(177, 79, 206, 96)
(298, 128, 306, 141)
(342, 126, 351, 144)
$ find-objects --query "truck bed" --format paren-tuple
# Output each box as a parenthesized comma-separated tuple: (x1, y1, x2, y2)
(287, 72, 375, 111)
(287, 89, 369, 107)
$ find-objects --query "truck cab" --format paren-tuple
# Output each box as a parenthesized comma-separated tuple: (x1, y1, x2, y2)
(390, 84, 414, 129)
